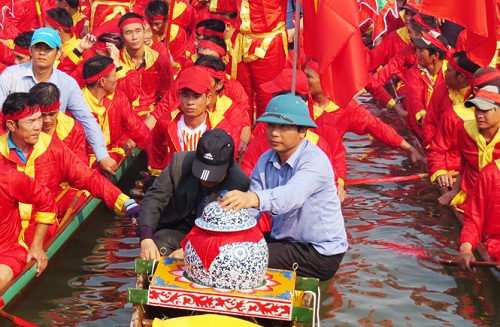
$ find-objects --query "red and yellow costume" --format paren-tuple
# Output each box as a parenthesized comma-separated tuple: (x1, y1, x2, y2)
(148, 107, 241, 176)
(72, 9, 89, 38)
(0, 166, 57, 277)
(403, 62, 447, 140)
(460, 158, 500, 260)
(211, 0, 288, 120)
(454, 120, 500, 206)
(426, 103, 475, 183)
(120, 46, 173, 116)
(53, 113, 88, 165)
(366, 27, 410, 73)
(82, 87, 152, 165)
(0, 132, 130, 243)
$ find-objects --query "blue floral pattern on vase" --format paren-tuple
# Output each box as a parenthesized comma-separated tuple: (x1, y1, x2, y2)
(184, 239, 269, 290)
(195, 201, 257, 232)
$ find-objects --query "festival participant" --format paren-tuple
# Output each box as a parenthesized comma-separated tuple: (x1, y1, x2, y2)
(212, 0, 288, 122)
(219, 94, 348, 280)
(243, 67, 347, 201)
(147, 66, 237, 178)
(144, 1, 189, 65)
(0, 31, 33, 73)
(143, 21, 168, 58)
(0, 92, 141, 245)
(305, 59, 426, 166)
(45, 8, 81, 61)
(457, 158, 500, 272)
(118, 12, 173, 117)
(186, 18, 227, 62)
(55, 0, 89, 38)
(402, 30, 450, 141)
(29, 82, 88, 165)
(423, 51, 480, 147)
(82, 56, 151, 169)
(365, 0, 419, 73)
(137, 129, 250, 259)
(0, 166, 57, 289)
(0, 28, 117, 176)
(439, 85, 500, 207)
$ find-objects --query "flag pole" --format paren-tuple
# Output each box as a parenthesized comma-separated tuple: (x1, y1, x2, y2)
(291, 0, 301, 95)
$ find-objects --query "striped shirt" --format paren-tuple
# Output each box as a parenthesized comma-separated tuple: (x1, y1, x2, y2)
(177, 115, 207, 151)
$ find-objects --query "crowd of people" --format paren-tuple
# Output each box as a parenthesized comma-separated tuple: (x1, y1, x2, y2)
(0, 0, 499, 290)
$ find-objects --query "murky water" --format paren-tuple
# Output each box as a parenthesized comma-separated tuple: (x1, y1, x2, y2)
(3, 106, 500, 327)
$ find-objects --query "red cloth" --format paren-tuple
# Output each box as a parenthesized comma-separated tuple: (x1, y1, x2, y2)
(0, 0, 52, 39)
(181, 225, 264, 270)
(148, 109, 241, 173)
(420, 0, 497, 67)
(426, 105, 473, 180)
(359, 0, 399, 45)
(303, 0, 368, 107)
(0, 133, 126, 217)
(0, 167, 57, 271)
(422, 83, 454, 147)
(457, 121, 500, 197)
(460, 159, 500, 258)
(0, 42, 15, 66)
(85, 89, 152, 154)
(149, 39, 169, 58)
(170, 0, 197, 35)
(54, 114, 89, 165)
(164, 24, 190, 65)
(366, 27, 410, 73)
(403, 64, 446, 141)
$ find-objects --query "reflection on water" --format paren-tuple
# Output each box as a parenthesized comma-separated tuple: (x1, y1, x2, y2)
(4, 106, 500, 327)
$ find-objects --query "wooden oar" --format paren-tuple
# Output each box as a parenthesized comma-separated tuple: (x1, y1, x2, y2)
(58, 190, 84, 229)
(0, 309, 39, 327)
(55, 185, 71, 203)
(437, 259, 500, 269)
(346, 173, 429, 185)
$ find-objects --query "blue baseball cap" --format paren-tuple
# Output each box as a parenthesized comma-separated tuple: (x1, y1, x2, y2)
(30, 28, 61, 49)
(257, 94, 317, 128)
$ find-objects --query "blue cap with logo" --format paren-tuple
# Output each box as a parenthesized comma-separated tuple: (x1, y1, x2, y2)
(30, 28, 61, 49)
(257, 94, 317, 128)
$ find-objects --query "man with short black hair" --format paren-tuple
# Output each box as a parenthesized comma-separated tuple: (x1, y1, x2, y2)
(55, 0, 89, 38)
(45, 7, 81, 60)
(137, 128, 250, 260)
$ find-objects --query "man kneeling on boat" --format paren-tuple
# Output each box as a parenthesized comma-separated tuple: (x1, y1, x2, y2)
(0, 166, 58, 289)
(219, 94, 348, 281)
(0, 92, 141, 246)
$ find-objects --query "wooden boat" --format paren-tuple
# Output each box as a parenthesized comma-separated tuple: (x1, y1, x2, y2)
(127, 258, 320, 327)
(0, 148, 141, 309)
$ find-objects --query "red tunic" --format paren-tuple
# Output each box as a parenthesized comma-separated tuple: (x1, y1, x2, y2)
(54, 113, 88, 165)
(457, 120, 500, 197)
(366, 27, 410, 73)
(0, 133, 129, 221)
(0, 166, 57, 276)
(460, 159, 500, 260)
(426, 104, 475, 182)
(0, 42, 15, 66)
(403, 63, 447, 140)
(148, 108, 241, 175)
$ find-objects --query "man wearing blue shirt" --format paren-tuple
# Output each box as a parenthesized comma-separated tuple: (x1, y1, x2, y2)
(0, 27, 117, 175)
(220, 94, 348, 280)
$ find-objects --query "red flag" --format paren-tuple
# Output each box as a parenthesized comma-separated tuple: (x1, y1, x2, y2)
(302, 0, 369, 107)
(420, 0, 497, 68)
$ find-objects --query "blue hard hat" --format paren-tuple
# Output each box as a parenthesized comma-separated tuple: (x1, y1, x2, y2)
(257, 94, 317, 128)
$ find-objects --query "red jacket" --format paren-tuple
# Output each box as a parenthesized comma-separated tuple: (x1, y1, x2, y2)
(0, 133, 129, 216)
(460, 159, 500, 254)
(0, 42, 15, 66)
(54, 113, 88, 165)
(366, 27, 410, 73)
(403, 63, 447, 140)
(0, 166, 57, 250)
(426, 104, 475, 182)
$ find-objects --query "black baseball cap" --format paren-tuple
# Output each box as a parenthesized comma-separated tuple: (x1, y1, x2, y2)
(192, 129, 235, 182)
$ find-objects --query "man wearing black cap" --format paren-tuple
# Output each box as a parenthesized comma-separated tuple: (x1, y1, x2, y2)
(137, 129, 250, 260)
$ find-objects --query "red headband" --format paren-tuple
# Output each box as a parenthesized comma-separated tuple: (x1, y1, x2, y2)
(147, 15, 168, 22)
(40, 100, 61, 113)
(46, 16, 77, 37)
(473, 89, 500, 105)
(4, 105, 40, 121)
(196, 26, 224, 38)
(473, 71, 500, 88)
(93, 41, 108, 53)
(446, 53, 474, 79)
(13, 45, 30, 57)
(421, 32, 449, 53)
(83, 63, 115, 84)
(118, 17, 144, 29)
(413, 14, 439, 32)
(305, 59, 320, 74)
(199, 66, 227, 81)
(198, 40, 226, 56)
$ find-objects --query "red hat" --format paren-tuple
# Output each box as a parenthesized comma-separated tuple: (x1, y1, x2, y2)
(261, 68, 309, 96)
(401, 0, 421, 13)
(177, 66, 212, 94)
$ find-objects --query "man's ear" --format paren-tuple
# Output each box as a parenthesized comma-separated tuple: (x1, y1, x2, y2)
(55, 49, 63, 61)
(205, 92, 212, 106)
(5, 120, 16, 132)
